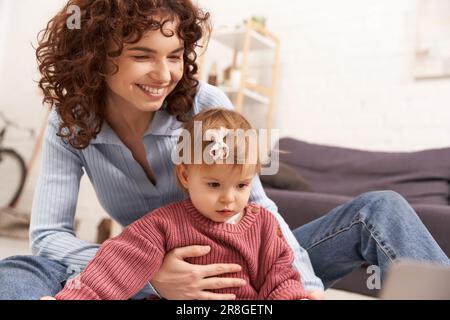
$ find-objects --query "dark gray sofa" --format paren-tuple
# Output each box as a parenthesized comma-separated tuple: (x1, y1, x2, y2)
(263, 138, 450, 297)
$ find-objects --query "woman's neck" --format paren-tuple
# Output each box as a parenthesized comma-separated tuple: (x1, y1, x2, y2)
(105, 92, 155, 139)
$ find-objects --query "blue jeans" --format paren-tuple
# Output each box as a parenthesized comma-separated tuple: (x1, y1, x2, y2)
(0, 255, 69, 300)
(293, 191, 449, 289)
(0, 191, 448, 299)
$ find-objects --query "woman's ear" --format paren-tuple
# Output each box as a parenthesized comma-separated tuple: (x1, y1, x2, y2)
(176, 165, 189, 190)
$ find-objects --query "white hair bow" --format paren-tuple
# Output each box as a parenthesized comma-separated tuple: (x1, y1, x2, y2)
(206, 127, 230, 161)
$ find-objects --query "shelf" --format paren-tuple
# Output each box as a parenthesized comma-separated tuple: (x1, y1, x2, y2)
(220, 86, 270, 105)
(212, 27, 277, 51)
(200, 19, 280, 132)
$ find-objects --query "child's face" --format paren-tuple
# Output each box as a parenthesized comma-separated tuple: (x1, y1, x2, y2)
(105, 19, 184, 113)
(177, 164, 256, 223)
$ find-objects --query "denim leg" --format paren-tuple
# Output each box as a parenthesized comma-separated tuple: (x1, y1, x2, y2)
(0, 255, 70, 300)
(293, 191, 450, 289)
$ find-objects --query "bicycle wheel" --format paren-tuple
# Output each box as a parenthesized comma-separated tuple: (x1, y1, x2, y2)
(0, 148, 27, 208)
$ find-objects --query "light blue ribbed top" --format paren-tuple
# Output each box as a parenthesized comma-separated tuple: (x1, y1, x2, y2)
(30, 81, 324, 294)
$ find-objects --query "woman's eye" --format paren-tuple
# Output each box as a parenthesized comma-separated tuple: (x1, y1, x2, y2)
(132, 56, 149, 60)
(238, 184, 249, 189)
(169, 56, 182, 61)
(208, 183, 220, 188)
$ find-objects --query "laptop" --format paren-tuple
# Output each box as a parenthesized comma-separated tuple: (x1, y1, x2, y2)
(379, 260, 450, 300)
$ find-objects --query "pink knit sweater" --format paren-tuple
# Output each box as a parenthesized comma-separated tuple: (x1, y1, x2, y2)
(55, 199, 306, 300)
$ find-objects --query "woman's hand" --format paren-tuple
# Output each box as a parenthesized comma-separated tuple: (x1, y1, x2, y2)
(40, 296, 56, 300)
(150, 245, 246, 300)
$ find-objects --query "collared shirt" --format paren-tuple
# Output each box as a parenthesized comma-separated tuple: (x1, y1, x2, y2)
(30, 81, 324, 296)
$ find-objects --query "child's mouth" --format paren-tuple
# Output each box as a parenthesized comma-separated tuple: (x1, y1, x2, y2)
(216, 210, 235, 217)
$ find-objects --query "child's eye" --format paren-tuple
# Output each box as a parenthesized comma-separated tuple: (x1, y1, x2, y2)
(208, 182, 220, 188)
(238, 184, 249, 189)
(169, 56, 182, 60)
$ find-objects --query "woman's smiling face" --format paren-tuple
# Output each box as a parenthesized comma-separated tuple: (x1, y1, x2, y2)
(105, 19, 185, 113)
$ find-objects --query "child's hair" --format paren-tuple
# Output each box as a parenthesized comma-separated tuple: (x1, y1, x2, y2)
(36, 0, 211, 149)
(174, 108, 261, 193)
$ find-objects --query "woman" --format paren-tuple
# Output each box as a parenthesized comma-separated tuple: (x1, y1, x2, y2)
(0, 0, 448, 300)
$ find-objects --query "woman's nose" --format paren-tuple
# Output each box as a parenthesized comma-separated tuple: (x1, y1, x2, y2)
(149, 60, 171, 83)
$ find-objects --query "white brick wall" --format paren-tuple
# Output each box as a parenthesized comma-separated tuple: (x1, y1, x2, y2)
(199, 0, 450, 151)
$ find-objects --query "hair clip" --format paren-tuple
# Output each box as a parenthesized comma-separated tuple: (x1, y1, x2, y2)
(206, 127, 230, 161)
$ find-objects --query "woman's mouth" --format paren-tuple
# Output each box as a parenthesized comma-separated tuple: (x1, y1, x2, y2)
(136, 84, 166, 99)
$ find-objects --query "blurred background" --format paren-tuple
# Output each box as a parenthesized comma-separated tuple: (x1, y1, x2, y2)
(0, 0, 449, 298)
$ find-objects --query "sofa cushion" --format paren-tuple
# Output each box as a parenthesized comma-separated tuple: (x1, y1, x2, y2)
(260, 162, 312, 192)
(276, 138, 450, 205)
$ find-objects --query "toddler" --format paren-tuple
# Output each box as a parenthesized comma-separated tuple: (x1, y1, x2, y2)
(54, 108, 306, 300)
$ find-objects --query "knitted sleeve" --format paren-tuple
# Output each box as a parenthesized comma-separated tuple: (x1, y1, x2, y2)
(55, 217, 166, 300)
(257, 217, 307, 300)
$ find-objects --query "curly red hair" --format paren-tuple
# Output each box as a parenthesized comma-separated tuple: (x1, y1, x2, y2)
(36, 0, 211, 149)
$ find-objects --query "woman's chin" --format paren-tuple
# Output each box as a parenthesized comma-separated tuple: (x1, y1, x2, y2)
(136, 100, 166, 112)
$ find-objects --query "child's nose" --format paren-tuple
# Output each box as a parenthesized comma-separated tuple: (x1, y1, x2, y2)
(220, 190, 234, 204)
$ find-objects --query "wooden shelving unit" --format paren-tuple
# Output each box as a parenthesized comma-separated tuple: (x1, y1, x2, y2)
(208, 19, 281, 132)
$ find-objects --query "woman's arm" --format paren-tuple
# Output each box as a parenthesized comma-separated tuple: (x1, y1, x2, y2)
(31, 110, 162, 299)
(30, 110, 99, 271)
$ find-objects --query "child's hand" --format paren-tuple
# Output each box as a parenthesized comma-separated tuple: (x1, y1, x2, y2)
(40, 296, 56, 300)
(306, 290, 325, 300)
